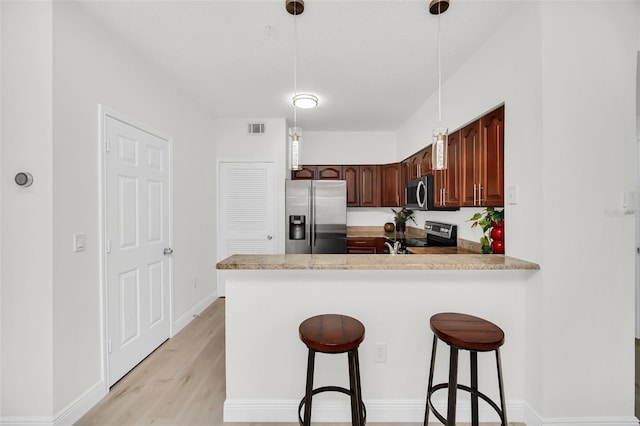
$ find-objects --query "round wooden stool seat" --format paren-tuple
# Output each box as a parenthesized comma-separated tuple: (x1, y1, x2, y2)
(299, 314, 365, 353)
(430, 312, 504, 351)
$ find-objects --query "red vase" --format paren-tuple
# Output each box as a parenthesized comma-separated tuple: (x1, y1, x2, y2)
(491, 240, 505, 254)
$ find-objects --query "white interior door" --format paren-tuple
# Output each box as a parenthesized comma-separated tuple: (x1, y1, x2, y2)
(105, 114, 172, 386)
(218, 162, 276, 295)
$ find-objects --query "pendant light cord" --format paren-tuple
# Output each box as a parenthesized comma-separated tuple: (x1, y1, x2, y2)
(437, 4, 442, 124)
(293, 10, 298, 126)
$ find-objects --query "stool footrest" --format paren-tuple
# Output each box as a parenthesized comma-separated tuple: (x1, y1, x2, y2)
(426, 382, 505, 425)
(298, 386, 366, 425)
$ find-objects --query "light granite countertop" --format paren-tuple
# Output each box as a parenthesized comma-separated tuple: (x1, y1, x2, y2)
(216, 253, 540, 271)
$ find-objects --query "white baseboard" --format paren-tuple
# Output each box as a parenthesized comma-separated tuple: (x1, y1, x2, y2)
(521, 401, 639, 426)
(223, 398, 520, 423)
(0, 381, 107, 426)
(53, 381, 107, 425)
(223, 398, 640, 425)
(172, 290, 218, 336)
(0, 417, 53, 426)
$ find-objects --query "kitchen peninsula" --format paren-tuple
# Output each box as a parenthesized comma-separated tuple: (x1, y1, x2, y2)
(217, 252, 539, 423)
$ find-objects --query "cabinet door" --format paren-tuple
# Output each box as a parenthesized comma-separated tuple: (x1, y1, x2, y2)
(344, 165, 360, 207)
(347, 237, 386, 254)
(480, 106, 504, 206)
(460, 121, 481, 207)
(380, 163, 402, 207)
(433, 170, 445, 207)
(443, 131, 461, 207)
(359, 165, 380, 207)
(420, 146, 432, 176)
(316, 165, 343, 180)
(347, 238, 376, 254)
(291, 165, 316, 180)
(410, 155, 421, 179)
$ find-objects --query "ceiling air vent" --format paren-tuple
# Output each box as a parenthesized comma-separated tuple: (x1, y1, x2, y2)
(248, 123, 265, 134)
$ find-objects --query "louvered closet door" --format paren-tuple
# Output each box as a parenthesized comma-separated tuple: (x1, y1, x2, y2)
(218, 162, 276, 263)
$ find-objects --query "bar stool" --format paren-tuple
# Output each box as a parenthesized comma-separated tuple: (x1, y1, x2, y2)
(424, 312, 507, 426)
(298, 314, 366, 426)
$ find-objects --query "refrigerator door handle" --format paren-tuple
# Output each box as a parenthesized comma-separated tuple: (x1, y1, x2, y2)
(311, 185, 316, 248)
(308, 185, 313, 249)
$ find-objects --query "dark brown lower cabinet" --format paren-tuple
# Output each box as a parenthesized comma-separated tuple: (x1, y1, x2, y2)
(347, 237, 386, 254)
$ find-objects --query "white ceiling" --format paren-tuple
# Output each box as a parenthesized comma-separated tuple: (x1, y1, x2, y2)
(76, 0, 523, 132)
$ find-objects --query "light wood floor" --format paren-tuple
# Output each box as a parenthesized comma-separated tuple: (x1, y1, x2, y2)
(76, 298, 522, 425)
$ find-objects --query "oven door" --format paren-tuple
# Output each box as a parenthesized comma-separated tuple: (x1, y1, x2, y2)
(405, 177, 427, 210)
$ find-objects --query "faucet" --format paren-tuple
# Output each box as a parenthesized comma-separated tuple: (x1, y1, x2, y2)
(385, 241, 401, 255)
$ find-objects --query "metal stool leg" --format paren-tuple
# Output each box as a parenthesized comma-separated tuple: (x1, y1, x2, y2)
(424, 335, 438, 426)
(303, 348, 316, 426)
(470, 351, 478, 426)
(353, 349, 365, 425)
(446, 347, 459, 426)
(347, 349, 362, 426)
(496, 348, 508, 426)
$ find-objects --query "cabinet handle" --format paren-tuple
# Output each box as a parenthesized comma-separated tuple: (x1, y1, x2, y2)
(473, 184, 477, 206)
(478, 184, 483, 205)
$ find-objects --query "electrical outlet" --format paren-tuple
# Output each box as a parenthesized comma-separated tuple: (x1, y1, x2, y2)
(374, 343, 387, 363)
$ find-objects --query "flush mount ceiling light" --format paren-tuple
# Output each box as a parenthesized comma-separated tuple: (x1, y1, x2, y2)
(293, 93, 318, 109)
(430, 0, 450, 171)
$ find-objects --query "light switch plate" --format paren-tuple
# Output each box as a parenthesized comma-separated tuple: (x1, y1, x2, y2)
(506, 185, 518, 205)
(74, 234, 86, 252)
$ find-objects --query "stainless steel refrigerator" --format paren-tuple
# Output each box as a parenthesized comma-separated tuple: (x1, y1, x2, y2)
(285, 180, 347, 254)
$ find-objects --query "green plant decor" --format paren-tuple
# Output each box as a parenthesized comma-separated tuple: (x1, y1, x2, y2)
(391, 207, 417, 226)
(468, 207, 504, 254)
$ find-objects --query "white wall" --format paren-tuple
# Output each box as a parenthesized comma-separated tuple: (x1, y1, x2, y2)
(0, 1, 54, 416)
(215, 118, 288, 254)
(302, 131, 396, 165)
(537, 2, 636, 417)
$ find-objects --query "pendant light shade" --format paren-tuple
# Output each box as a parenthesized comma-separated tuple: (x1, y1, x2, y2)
(432, 127, 448, 170)
(289, 127, 302, 171)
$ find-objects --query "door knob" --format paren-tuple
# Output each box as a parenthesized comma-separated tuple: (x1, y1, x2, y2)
(267, 235, 273, 240)
(163, 248, 173, 255)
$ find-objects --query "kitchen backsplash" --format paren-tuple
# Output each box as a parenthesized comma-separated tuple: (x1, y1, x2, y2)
(346, 207, 489, 243)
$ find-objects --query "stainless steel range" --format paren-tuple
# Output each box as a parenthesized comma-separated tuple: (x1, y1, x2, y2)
(386, 221, 457, 251)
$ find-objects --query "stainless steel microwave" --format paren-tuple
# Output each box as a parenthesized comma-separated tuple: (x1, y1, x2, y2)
(405, 176, 428, 210)
(405, 175, 459, 211)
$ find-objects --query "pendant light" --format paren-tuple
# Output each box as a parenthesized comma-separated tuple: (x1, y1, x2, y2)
(287, 0, 317, 171)
(430, 0, 449, 171)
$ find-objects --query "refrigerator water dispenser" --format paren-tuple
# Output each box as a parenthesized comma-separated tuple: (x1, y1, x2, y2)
(289, 215, 306, 240)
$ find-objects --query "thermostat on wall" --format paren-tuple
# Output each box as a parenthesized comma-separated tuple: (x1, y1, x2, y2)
(15, 172, 33, 187)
